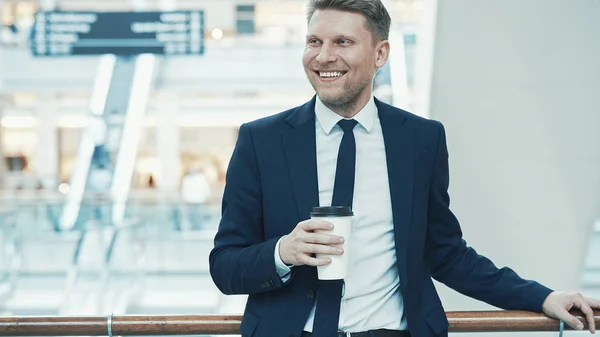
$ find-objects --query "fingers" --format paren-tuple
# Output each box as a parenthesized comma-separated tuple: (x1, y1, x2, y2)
(576, 299, 596, 334)
(303, 232, 345, 245)
(297, 220, 345, 245)
(292, 242, 342, 266)
(281, 220, 346, 266)
(301, 242, 343, 256)
(544, 291, 600, 334)
(295, 252, 331, 266)
(298, 219, 334, 232)
(297, 225, 345, 255)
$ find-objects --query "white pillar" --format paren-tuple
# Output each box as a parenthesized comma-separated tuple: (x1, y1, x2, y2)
(35, 108, 59, 188)
(156, 105, 181, 191)
(377, 0, 411, 111)
(388, 28, 410, 111)
(412, 0, 438, 119)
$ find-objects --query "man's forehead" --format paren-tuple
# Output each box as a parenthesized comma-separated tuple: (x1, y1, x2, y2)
(307, 9, 369, 35)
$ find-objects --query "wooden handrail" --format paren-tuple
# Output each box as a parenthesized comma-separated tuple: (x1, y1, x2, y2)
(449, 310, 599, 332)
(0, 311, 598, 336)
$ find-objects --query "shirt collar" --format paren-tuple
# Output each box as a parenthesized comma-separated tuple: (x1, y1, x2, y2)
(315, 96, 376, 135)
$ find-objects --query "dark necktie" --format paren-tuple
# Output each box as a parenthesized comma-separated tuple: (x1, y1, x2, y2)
(312, 119, 358, 337)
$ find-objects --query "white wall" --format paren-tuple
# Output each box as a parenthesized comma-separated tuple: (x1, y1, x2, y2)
(429, 1, 600, 336)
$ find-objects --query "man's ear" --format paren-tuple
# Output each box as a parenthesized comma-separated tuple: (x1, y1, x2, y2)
(375, 40, 390, 68)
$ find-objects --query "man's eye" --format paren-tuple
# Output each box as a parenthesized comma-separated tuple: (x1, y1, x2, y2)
(338, 39, 349, 44)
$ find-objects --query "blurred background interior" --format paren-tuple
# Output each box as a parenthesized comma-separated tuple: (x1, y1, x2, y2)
(0, 0, 599, 336)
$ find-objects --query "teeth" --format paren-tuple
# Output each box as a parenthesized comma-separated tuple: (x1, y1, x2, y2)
(320, 71, 343, 78)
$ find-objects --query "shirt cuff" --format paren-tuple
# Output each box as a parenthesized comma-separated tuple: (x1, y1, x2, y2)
(274, 236, 292, 281)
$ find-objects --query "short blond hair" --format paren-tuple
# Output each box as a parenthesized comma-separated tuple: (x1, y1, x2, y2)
(306, 0, 391, 42)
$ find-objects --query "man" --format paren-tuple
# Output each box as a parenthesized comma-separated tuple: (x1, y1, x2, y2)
(209, 1, 600, 336)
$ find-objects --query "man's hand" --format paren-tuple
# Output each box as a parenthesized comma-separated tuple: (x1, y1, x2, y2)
(542, 291, 600, 333)
(279, 219, 345, 266)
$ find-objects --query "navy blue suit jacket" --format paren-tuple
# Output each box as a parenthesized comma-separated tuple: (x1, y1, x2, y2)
(209, 97, 552, 337)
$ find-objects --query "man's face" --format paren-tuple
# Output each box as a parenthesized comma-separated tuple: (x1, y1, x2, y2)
(302, 9, 384, 109)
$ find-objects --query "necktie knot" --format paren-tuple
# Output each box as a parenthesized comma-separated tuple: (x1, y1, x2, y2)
(337, 119, 358, 133)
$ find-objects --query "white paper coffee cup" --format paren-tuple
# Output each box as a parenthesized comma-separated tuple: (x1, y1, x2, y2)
(311, 206, 353, 280)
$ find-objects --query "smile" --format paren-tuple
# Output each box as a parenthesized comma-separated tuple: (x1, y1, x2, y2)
(314, 70, 347, 81)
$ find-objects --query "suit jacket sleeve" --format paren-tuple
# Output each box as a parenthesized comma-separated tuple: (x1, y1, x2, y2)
(209, 123, 285, 295)
(423, 121, 553, 312)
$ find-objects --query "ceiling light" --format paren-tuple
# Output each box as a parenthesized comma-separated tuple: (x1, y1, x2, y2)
(212, 28, 223, 40)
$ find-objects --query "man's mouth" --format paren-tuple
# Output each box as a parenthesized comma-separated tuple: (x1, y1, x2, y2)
(314, 70, 348, 80)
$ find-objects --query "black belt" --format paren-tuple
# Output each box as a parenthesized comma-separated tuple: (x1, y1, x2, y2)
(301, 329, 410, 337)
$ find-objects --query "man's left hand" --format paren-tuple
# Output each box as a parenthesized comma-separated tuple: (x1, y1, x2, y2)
(542, 291, 600, 333)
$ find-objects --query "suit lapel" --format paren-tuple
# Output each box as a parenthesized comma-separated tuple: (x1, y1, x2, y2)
(376, 98, 414, 284)
(282, 97, 320, 222)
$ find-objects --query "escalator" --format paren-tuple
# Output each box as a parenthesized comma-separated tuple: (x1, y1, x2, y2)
(59, 55, 156, 231)
(57, 54, 156, 315)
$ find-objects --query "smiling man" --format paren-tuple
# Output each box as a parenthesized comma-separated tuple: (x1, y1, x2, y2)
(302, 6, 387, 118)
(209, 1, 600, 337)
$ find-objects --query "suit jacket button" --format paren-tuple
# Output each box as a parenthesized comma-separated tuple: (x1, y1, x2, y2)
(306, 290, 315, 300)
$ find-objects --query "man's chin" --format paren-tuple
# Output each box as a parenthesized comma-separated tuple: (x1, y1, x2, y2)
(317, 94, 350, 107)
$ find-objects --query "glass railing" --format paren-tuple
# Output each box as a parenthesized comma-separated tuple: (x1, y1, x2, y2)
(0, 191, 224, 319)
(2, 192, 600, 336)
(0, 191, 221, 232)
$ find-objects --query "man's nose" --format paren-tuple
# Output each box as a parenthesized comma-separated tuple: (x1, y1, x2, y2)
(316, 44, 337, 64)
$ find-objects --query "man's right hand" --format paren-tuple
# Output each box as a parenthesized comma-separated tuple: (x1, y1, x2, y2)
(279, 219, 345, 266)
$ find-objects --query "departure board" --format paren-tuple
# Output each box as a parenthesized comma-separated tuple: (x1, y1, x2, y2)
(30, 11, 204, 56)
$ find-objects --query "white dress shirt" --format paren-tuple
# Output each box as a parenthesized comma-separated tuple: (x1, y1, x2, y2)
(274, 96, 407, 333)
